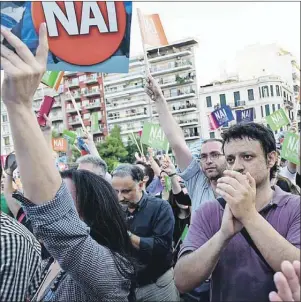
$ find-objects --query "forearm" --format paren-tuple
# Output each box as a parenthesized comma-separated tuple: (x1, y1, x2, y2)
(149, 156, 161, 176)
(243, 213, 300, 272)
(6, 104, 61, 204)
(87, 140, 100, 158)
(43, 132, 53, 151)
(130, 234, 141, 250)
(171, 175, 182, 194)
(174, 231, 229, 293)
(4, 175, 20, 217)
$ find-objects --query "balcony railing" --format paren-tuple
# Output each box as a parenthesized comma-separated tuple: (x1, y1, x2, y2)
(153, 103, 197, 117)
(85, 75, 98, 84)
(83, 89, 101, 97)
(165, 91, 196, 102)
(148, 50, 192, 63)
(66, 80, 80, 88)
(66, 106, 81, 113)
(64, 71, 78, 76)
(151, 60, 193, 76)
(68, 118, 82, 125)
(51, 114, 63, 121)
(85, 102, 101, 109)
(106, 100, 148, 112)
(108, 112, 148, 124)
(64, 93, 81, 101)
(52, 101, 61, 108)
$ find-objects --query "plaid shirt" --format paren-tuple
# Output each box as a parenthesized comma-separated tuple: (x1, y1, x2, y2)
(0, 213, 42, 301)
(13, 182, 133, 301)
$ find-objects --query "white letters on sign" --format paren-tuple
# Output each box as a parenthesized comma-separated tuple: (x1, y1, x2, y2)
(42, 1, 118, 37)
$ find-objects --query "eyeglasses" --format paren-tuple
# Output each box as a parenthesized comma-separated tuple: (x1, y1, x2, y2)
(200, 152, 224, 163)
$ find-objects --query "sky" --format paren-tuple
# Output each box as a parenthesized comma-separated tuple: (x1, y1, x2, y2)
(131, 1, 300, 85)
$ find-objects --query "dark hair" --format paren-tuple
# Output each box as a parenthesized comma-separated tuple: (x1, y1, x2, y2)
(60, 169, 136, 297)
(112, 164, 144, 182)
(221, 123, 277, 180)
(135, 161, 154, 187)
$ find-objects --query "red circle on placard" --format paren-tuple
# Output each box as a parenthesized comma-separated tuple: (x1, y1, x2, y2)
(31, 2, 126, 65)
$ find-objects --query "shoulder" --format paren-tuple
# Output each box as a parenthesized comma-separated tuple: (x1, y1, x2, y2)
(178, 158, 204, 182)
(144, 195, 174, 214)
(274, 186, 300, 207)
(0, 212, 41, 254)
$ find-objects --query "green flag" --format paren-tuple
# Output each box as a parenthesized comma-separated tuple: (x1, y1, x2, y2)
(180, 224, 189, 241)
(265, 108, 290, 131)
(91, 112, 99, 133)
(41, 71, 64, 90)
(164, 175, 171, 192)
(141, 122, 169, 150)
(63, 130, 77, 145)
(281, 132, 300, 165)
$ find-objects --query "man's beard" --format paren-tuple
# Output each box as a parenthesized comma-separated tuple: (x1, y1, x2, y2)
(120, 200, 138, 211)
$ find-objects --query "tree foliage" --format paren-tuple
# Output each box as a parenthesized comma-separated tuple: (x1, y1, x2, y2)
(124, 136, 148, 164)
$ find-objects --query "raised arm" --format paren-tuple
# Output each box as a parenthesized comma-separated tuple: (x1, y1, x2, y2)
(148, 148, 161, 177)
(145, 76, 193, 171)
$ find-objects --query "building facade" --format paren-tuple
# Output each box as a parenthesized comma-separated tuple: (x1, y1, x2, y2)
(103, 38, 201, 146)
(199, 75, 297, 139)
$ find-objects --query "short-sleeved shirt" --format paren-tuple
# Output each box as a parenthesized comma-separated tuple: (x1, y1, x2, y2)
(179, 185, 300, 302)
(178, 158, 215, 212)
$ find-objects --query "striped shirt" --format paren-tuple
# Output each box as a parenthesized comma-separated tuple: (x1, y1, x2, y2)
(0, 212, 42, 301)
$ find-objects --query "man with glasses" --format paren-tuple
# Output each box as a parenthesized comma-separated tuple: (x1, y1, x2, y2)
(145, 75, 227, 212)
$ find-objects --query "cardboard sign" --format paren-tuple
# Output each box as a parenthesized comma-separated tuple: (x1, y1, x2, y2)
(41, 71, 64, 90)
(1, 1, 132, 73)
(141, 122, 169, 150)
(236, 108, 254, 123)
(63, 130, 77, 145)
(52, 137, 67, 152)
(211, 105, 234, 129)
(281, 132, 300, 165)
(265, 108, 290, 131)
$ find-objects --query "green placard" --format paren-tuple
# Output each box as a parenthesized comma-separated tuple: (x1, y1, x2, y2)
(180, 224, 189, 242)
(265, 108, 290, 131)
(281, 132, 300, 165)
(63, 130, 77, 145)
(91, 112, 99, 133)
(41, 71, 60, 87)
(164, 175, 171, 192)
(140, 122, 169, 151)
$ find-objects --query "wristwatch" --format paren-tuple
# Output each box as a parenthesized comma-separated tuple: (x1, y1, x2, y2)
(127, 231, 133, 238)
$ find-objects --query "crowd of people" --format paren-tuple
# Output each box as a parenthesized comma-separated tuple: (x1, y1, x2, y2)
(0, 24, 300, 302)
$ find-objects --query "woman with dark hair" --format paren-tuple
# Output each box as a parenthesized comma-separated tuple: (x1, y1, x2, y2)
(28, 169, 137, 301)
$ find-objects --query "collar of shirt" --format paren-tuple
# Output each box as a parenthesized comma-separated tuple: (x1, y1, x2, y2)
(126, 192, 147, 217)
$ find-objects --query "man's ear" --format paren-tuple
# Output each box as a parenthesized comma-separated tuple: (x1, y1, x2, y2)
(267, 151, 277, 169)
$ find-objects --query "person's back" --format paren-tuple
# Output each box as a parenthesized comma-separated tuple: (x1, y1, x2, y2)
(0, 212, 42, 301)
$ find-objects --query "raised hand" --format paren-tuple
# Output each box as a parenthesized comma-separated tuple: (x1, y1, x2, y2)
(162, 155, 176, 176)
(145, 75, 164, 102)
(1, 23, 48, 108)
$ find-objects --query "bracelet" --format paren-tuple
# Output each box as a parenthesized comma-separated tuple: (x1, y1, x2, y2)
(168, 173, 177, 178)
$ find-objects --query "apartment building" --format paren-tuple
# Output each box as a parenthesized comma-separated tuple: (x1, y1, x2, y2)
(199, 75, 296, 139)
(62, 72, 107, 144)
(103, 38, 201, 146)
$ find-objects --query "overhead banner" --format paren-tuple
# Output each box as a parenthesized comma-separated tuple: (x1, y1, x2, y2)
(1, 1, 132, 73)
(281, 132, 300, 165)
(141, 122, 169, 151)
(236, 108, 254, 123)
(265, 108, 290, 131)
(41, 71, 64, 90)
(210, 105, 234, 129)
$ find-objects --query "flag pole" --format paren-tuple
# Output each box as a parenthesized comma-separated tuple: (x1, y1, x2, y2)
(137, 8, 153, 122)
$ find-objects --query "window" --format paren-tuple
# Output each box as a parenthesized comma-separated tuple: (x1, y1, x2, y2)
(259, 87, 262, 98)
(280, 86, 282, 96)
(272, 104, 276, 112)
(219, 94, 226, 106)
(270, 85, 274, 97)
(170, 88, 177, 97)
(292, 112, 294, 120)
(2, 125, 8, 134)
(278, 104, 281, 110)
(209, 132, 215, 138)
(284, 91, 286, 98)
(262, 87, 265, 97)
(289, 95, 292, 102)
(4, 137, 10, 146)
(248, 89, 254, 101)
(262, 86, 269, 97)
(2, 114, 8, 123)
(233, 91, 240, 106)
(265, 104, 270, 116)
(206, 96, 212, 107)
(261, 106, 264, 117)
(276, 85, 280, 96)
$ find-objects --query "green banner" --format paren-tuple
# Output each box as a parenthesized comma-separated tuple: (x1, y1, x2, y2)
(140, 122, 169, 150)
(281, 132, 300, 165)
(180, 224, 189, 242)
(91, 112, 99, 133)
(265, 108, 290, 131)
(41, 71, 63, 89)
(63, 130, 77, 145)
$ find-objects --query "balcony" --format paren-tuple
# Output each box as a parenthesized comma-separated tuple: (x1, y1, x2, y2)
(166, 91, 196, 102)
(64, 71, 78, 77)
(178, 119, 199, 127)
(85, 75, 98, 84)
(148, 50, 192, 63)
(51, 114, 63, 122)
(66, 80, 80, 88)
(68, 118, 82, 125)
(64, 93, 81, 101)
(185, 135, 200, 141)
(52, 101, 61, 108)
(33, 91, 44, 100)
(228, 100, 246, 109)
(83, 89, 101, 97)
(160, 77, 194, 89)
(284, 99, 294, 109)
(151, 60, 193, 77)
(106, 100, 148, 112)
(105, 86, 145, 99)
(121, 127, 143, 135)
(66, 106, 81, 113)
(85, 102, 101, 110)
(104, 72, 144, 86)
(108, 112, 148, 124)
(153, 104, 197, 117)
